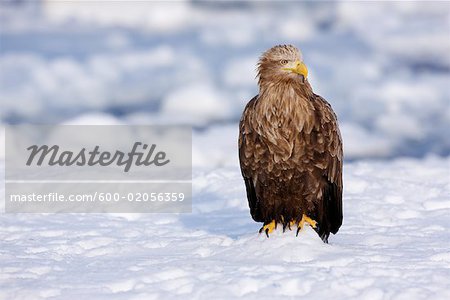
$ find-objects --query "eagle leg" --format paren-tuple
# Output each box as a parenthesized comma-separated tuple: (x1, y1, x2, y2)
(296, 214, 318, 237)
(259, 220, 276, 237)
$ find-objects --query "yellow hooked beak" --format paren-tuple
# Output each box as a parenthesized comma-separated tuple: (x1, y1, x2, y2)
(284, 61, 308, 78)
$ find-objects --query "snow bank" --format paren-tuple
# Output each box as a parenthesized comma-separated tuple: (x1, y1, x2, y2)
(1, 156, 449, 298)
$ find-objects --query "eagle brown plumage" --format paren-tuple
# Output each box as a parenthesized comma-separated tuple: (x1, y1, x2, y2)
(238, 45, 343, 243)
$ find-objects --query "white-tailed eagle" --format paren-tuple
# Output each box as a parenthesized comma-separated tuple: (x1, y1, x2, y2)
(239, 45, 343, 243)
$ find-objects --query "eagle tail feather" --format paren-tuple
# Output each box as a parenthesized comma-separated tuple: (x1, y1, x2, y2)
(317, 180, 343, 243)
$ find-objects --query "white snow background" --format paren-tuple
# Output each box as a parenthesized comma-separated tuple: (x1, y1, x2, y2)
(1, 1, 450, 299)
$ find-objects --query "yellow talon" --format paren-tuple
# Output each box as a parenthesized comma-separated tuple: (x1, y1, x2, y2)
(301, 214, 317, 228)
(259, 216, 317, 237)
(296, 214, 317, 236)
(259, 220, 276, 237)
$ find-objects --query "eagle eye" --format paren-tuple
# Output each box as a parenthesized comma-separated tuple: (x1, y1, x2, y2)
(280, 59, 288, 65)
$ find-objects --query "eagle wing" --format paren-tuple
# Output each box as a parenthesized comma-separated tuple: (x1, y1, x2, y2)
(312, 94, 343, 239)
(238, 95, 264, 222)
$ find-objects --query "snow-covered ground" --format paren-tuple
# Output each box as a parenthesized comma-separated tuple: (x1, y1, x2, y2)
(1, 156, 450, 299)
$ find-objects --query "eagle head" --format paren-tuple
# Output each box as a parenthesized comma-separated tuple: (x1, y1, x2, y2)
(257, 44, 308, 86)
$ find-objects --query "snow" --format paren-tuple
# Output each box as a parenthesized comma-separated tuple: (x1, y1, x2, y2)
(1, 1, 449, 158)
(1, 156, 450, 299)
(161, 83, 233, 125)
